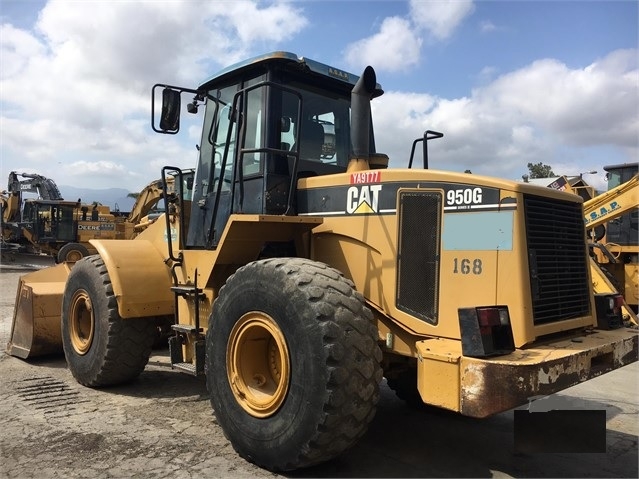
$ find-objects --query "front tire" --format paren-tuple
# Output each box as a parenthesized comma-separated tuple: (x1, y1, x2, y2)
(206, 258, 382, 471)
(61, 255, 157, 387)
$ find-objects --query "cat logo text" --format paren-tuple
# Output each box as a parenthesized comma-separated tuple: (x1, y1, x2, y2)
(346, 184, 382, 214)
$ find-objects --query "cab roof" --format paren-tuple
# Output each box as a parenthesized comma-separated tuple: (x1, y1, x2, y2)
(198, 51, 383, 94)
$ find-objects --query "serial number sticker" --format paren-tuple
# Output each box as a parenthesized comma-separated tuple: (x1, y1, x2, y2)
(350, 171, 381, 184)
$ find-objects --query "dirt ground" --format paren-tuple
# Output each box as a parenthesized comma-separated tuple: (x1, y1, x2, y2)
(0, 265, 637, 478)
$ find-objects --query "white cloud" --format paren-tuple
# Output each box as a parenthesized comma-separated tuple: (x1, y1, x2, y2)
(64, 160, 128, 176)
(0, 24, 46, 80)
(343, 1, 474, 73)
(219, 1, 308, 45)
(480, 49, 639, 147)
(0, 0, 309, 190)
(409, 0, 475, 40)
(344, 17, 422, 73)
(479, 20, 496, 33)
(372, 49, 638, 185)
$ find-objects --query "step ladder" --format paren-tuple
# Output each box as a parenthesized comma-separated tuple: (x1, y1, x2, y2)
(168, 273, 206, 376)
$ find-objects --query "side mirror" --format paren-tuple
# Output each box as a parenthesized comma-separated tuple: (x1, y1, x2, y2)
(152, 84, 199, 135)
(160, 88, 181, 132)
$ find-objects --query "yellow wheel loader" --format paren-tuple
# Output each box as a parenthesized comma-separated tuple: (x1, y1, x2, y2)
(7, 52, 638, 471)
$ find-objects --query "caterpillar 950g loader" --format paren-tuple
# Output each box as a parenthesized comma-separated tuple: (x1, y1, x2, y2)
(7, 52, 638, 471)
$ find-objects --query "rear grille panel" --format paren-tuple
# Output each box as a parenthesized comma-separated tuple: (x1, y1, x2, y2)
(396, 191, 442, 324)
(524, 195, 590, 324)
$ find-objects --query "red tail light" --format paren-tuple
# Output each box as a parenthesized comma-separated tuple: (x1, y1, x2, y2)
(477, 308, 501, 327)
(612, 294, 624, 313)
(459, 306, 515, 357)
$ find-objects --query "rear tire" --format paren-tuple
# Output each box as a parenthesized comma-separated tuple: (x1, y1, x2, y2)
(61, 255, 157, 387)
(206, 258, 382, 471)
(57, 242, 89, 263)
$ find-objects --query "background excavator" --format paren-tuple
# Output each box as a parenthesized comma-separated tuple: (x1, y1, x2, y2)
(0, 171, 117, 263)
(1, 171, 64, 225)
(1, 170, 193, 263)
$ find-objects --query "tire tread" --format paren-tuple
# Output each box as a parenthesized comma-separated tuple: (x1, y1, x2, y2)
(210, 257, 382, 471)
(63, 255, 156, 387)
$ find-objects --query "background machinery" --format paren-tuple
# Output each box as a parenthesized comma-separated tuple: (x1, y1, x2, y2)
(0, 170, 194, 262)
(1, 171, 117, 262)
(7, 52, 638, 471)
(115, 169, 194, 239)
(584, 164, 639, 313)
(544, 171, 638, 324)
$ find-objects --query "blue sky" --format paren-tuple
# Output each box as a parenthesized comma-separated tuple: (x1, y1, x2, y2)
(1, 0, 637, 192)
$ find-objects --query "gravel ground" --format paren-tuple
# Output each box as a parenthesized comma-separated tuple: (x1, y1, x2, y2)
(0, 266, 637, 478)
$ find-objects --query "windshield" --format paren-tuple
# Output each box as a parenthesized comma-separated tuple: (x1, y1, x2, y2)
(280, 80, 352, 169)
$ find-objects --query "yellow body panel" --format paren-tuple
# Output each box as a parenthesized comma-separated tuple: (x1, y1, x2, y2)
(304, 169, 596, 349)
(90, 237, 174, 318)
(620, 263, 639, 306)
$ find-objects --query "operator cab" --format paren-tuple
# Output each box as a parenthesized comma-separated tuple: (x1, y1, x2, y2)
(152, 52, 382, 249)
(22, 200, 77, 243)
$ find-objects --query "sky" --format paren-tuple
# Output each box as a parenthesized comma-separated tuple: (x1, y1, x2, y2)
(0, 0, 637, 193)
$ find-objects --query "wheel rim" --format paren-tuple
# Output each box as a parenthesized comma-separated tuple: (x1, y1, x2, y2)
(227, 312, 290, 418)
(69, 290, 94, 355)
(65, 249, 84, 262)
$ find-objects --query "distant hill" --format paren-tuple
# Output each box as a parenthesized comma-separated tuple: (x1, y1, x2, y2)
(58, 185, 135, 213)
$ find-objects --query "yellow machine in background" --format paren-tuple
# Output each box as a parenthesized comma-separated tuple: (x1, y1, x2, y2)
(0, 171, 118, 262)
(7, 53, 638, 472)
(545, 172, 638, 324)
(1, 171, 193, 262)
(114, 170, 194, 239)
(585, 165, 639, 313)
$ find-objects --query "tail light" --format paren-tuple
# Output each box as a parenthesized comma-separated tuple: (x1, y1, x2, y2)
(459, 306, 515, 357)
(611, 294, 624, 313)
(594, 293, 624, 330)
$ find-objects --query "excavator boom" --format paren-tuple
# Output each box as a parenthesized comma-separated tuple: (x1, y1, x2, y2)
(584, 174, 639, 229)
(7, 171, 64, 201)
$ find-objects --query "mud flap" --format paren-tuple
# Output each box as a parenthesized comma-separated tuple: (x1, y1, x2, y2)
(6, 263, 71, 358)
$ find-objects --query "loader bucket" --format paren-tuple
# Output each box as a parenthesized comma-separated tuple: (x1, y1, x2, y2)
(6, 263, 71, 358)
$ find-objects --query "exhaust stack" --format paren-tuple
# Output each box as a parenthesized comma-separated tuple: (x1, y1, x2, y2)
(348, 66, 377, 173)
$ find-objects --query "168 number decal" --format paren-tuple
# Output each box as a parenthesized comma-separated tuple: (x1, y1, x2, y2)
(453, 258, 483, 275)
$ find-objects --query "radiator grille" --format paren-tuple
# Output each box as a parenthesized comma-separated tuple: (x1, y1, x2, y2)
(524, 195, 590, 324)
(396, 191, 441, 324)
